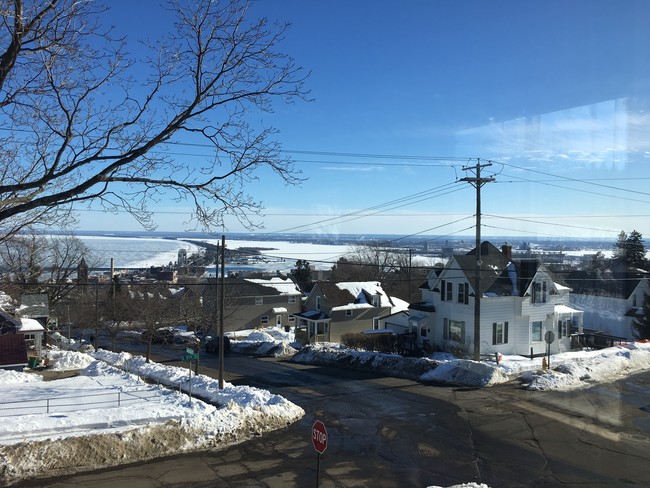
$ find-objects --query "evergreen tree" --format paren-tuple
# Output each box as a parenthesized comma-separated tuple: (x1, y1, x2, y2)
(632, 293, 650, 340)
(613, 230, 647, 269)
(292, 260, 312, 292)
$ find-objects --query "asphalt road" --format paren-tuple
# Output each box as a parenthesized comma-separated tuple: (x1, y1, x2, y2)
(13, 344, 650, 488)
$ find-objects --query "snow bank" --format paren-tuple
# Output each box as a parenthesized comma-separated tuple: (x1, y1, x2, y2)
(0, 350, 304, 485)
(46, 350, 95, 370)
(421, 360, 510, 387)
(520, 342, 650, 391)
(226, 326, 299, 357)
(292, 343, 441, 380)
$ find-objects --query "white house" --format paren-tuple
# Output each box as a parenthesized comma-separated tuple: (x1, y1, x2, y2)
(568, 270, 649, 341)
(387, 242, 583, 357)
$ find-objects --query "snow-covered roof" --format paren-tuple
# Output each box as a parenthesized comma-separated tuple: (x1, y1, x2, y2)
(18, 318, 45, 332)
(0, 291, 15, 312)
(245, 277, 300, 295)
(554, 304, 583, 315)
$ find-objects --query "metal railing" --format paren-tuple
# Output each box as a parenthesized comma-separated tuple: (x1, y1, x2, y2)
(0, 387, 161, 417)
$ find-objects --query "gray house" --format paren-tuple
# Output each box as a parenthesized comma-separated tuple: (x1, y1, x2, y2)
(204, 276, 302, 332)
(294, 281, 408, 343)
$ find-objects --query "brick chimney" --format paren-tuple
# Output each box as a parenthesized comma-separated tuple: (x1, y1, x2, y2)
(501, 243, 512, 261)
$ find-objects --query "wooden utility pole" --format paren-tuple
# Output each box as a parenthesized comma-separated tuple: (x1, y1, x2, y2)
(460, 160, 495, 361)
(219, 235, 225, 389)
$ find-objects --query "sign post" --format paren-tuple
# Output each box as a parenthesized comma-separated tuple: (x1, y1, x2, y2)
(544, 330, 555, 369)
(182, 348, 198, 403)
(311, 420, 327, 487)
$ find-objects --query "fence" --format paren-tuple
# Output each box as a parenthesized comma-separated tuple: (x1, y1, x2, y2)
(0, 387, 161, 417)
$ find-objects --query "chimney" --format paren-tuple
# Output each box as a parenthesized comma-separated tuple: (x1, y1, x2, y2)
(501, 243, 512, 261)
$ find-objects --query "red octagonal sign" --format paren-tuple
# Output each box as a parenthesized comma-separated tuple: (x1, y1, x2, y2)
(312, 420, 328, 454)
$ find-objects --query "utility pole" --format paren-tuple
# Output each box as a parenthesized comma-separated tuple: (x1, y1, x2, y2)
(460, 159, 495, 361)
(219, 235, 226, 390)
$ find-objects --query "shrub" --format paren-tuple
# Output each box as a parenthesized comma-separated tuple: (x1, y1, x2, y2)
(341, 332, 397, 353)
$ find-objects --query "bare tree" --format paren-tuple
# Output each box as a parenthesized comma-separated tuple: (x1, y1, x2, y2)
(134, 285, 176, 363)
(0, 232, 94, 305)
(0, 0, 308, 241)
(330, 242, 428, 301)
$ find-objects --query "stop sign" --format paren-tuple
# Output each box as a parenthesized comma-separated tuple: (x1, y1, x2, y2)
(311, 420, 328, 454)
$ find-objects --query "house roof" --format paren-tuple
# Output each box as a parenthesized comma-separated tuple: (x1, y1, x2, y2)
(314, 281, 396, 309)
(0, 310, 21, 335)
(452, 241, 549, 297)
(18, 318, 45, 332)
(206, 276, 300, 298)
(560, 269, 648, 300)
(245, 277, 301, 295)
(19, 294, 49, 318)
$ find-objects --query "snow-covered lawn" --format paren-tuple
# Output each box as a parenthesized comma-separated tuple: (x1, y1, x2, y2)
(2, 325, 649, 487)
(0, 348, 303, 485)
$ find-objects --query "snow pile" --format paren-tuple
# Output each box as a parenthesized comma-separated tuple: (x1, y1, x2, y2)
(429, 484, 490, 488)
(46, 350, 95, 370)
(49, 331, 95, 353)
(0, 369, 42, 385)
(0, 350, 304, 485)
(245, 330, 276, 342)
(292, 343, 440, 380)
(520, 342, 650, 391)
(227, 326, 299, 357)
(428, 484, 490, 488)
(421, 359, 510, 387)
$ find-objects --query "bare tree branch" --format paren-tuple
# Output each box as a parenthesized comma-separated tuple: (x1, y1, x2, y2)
(0, 0, 309, 241)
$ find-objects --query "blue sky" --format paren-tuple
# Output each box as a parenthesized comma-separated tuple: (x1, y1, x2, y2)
(79, 0, 650, 241)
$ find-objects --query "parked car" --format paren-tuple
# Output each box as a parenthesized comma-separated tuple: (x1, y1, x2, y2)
(205, 335, 230, 353)
(141, 328, 175, 344)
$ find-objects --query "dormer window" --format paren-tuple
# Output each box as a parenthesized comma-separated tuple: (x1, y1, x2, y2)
(531, 281, 547, 304)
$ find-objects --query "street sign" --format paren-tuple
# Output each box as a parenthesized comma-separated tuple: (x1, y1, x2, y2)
(312, 420, 328, 454)
(545, 330, 555, 344)
(183, 353, 198, 361)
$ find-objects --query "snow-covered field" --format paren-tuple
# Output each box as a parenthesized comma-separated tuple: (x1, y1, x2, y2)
(1, 328, 649, 486)
(0, 348, 303, 485)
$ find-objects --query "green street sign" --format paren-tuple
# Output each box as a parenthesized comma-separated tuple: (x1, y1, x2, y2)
(183, 353, 198, 361)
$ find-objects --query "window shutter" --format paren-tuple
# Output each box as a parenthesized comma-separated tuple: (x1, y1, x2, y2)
(492, 323, 496, 345)
(441, 280, 446, 301)
(504, 321, 508, 344)
(443, 318, 448, 339)
(464, 283, 469, 304)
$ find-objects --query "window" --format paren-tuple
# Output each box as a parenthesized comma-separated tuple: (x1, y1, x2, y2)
(420, 326, 427, 337)
(492, 321, 509, 345)
(345, 309, 353, 317)
(446, 281, 453, 301)
(255, 296, 263, 306)
(558, 319, 568, 338)
(261, 315, 269, 324)
(440, 280, 446, 301)
(531, 282, 547, 304)
(458, 282, 469, 304)
(532, 321, 543, 341)
(289, 316, 295, 323)
(445, 319, 465, 343)
(316, 296, 321, 310)
(288, 295, 297, 304)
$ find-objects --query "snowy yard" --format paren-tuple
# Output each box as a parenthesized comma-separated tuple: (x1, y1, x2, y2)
(1, 326, 650, 487)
